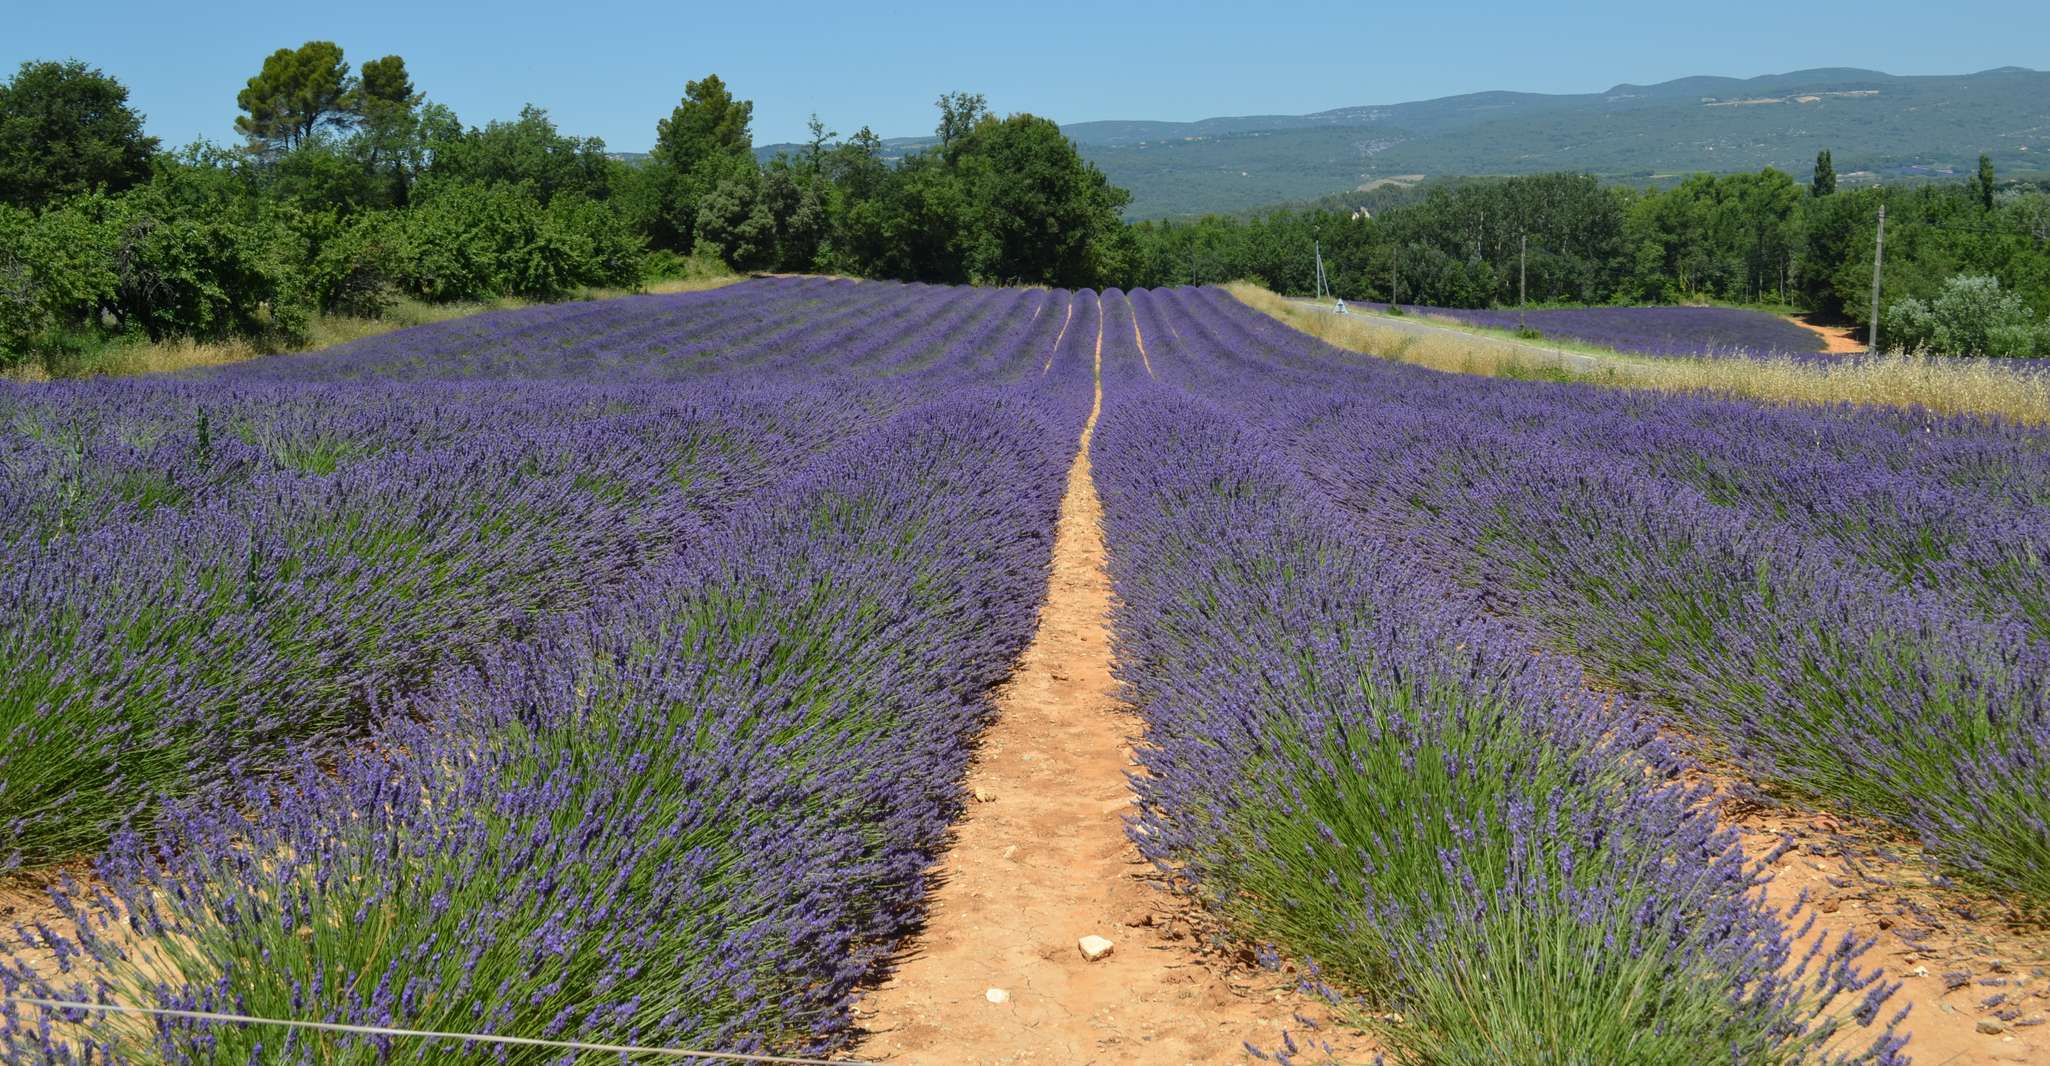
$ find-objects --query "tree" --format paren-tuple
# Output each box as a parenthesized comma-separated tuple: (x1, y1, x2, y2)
(801, 113, 836, 178)
(653, 75, 753, 179)
(0, 60, 158, 208)
(430, 105, 612, 204)
(1811, 149, 1836, 197)
(950, 112, 1130, 286)
(693, 172, 776, 270)
(346, 57, 424, 206)
(827, 126, 889, 201)
(236, 41, 354, 152)
(759, 162, 826, 270)
(645, 74, 757, 251)
(353, 55, 416, 125)
(934, 91, 988, 154)
(1976, 153, 1997, 211)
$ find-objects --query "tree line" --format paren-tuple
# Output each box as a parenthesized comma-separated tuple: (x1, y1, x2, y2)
(0, 47, 1131, 368)
(6, 46, 2047, 368)
(1125, 161, 2050, 355)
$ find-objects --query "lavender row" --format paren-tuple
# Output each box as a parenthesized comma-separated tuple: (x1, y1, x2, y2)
(4, 280, 1095, 1058)
(0, 279, 1074, 870)
(4, 384, 1088, 1061)
(0, 385, 859, 870)
(1151, 285, 2050, 900)
(1092, 290, 1902, 1063)
(1149, 286, 2050, 638)
(1368, 302, 1830, 360)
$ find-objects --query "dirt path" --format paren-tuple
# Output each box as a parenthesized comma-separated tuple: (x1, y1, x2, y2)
(1787, 314, 1869, 354)
(1735, 796, 2050, 1064)
(854, 310, 1372, 1065)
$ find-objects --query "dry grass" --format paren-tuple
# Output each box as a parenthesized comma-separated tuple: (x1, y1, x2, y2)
(3, 274, 743, 383)
(1227, 282, 2050, 426)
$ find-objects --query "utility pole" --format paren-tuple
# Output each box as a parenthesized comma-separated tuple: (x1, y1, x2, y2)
(1518, 234, 1528, 331)
(1868, 203, 1886, 354)
(1313, 239, 1328, 301)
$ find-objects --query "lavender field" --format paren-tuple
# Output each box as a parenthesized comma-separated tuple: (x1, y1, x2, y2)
(1378, 302, 1831, 359)
(6, 278, 2047, 1062)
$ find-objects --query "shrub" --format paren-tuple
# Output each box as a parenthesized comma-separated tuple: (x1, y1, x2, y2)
(545, 193, 643, 289)
(0, 206, 51, 366)
(296, 210, 400, 318)
(393, 181, 647, 301)
(1885, 274, 2050, 358)
(94, 186, 300, 344)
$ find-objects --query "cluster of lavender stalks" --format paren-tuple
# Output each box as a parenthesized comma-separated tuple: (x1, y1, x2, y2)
(7, 279, 2043, 1062)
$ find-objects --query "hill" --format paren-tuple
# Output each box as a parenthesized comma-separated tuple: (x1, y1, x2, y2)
(1060, 67, 2050, 217)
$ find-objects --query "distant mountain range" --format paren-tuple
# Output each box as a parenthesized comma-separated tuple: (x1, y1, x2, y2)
(1077, 67, 2050, 217)
(1074, 67, 2050, 217)
(753, 66, 2050, 219)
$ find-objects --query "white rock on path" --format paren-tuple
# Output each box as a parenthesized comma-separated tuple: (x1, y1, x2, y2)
(985, 987, 1010, 1005)
(1078, 935, 1115, 961)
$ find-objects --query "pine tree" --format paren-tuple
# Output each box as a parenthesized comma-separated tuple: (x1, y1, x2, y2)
(1810, 149, 1836, 197)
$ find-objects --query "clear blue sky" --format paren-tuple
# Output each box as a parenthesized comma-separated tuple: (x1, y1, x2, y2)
(7, 0, 2044, 150)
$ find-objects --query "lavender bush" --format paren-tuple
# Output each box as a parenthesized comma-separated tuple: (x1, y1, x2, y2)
(3, 280, 1092, 1059)
(1156, 284, 2050, 902)
(8, 275, 2032, 1062)
(0, 279, 1075, 870)
(1096, 290, 1903, 1063)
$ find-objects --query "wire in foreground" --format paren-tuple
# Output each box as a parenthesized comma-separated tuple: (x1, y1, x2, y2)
(4, 996, 871, 1065)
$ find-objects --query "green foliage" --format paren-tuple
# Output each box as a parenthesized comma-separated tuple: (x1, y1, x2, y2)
(692, 172, 776, 270)
(758, 164, 827, 272)
(1625, 169, 1801, 302)
(391, 181, 639, 302)
(266, 141, 384, 214)
(0, 60, 158, 208)
(953, 114, 1132, 286)
(2, 197, 116, 326)
(352, 55, 416, 125)
(2, 179, 304, 364)
(236, 41, 355, 152)
(1884, 274, 2049, 357)
(349, 56, 422, 206)
(1977, 153, 1998, 211)
(296, 209, 400, 317)
(654, 74, 754, 176)
(1127, 173, 1629, 306)
(934, 90, 988, 153)
(102, 184, 302, 343)
(822, 109, 1131, 287)
(428, 104, 615, 204)
(1125, 166, 2050, 352)
(0, 206, 54, 366)
(1811, 149, 1836, 197)
(646, 74, 757, 252)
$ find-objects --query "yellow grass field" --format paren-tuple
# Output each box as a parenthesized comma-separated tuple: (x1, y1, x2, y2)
(1228, 282, 2050, 426)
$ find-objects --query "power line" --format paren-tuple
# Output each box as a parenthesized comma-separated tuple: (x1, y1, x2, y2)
(4, 997, 870, 1065)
